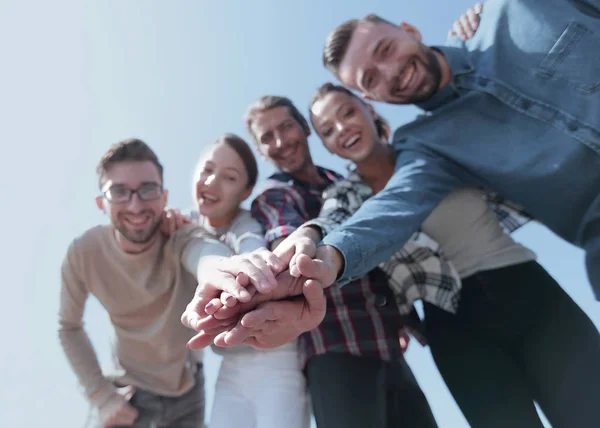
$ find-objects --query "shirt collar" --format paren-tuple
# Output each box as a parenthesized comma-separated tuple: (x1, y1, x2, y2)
(416, 45, 474, 112)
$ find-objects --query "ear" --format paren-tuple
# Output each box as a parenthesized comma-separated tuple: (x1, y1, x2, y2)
(400, 22, 422, 42)
(241, 187, 253, 202)
(95, 196, 105, 211)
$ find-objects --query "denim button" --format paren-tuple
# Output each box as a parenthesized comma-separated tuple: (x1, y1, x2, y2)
(374, 294, 388, 307)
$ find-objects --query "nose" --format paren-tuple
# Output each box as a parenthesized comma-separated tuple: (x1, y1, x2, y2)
(204, 173, 217, 186)
(274, 131, 285, 149)
(126, 192, 145, 212)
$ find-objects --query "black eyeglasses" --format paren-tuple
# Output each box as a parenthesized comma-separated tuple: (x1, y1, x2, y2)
(102, 183, 163, 204)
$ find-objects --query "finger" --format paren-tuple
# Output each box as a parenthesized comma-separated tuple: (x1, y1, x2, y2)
(256, 247, 285, 273)
(303, 279, 326, 314)
(466, 8, 480, 33)
(474, 2, 483, 14)
(187, 331, 218, 349)
(452, 20, 467, 41)
(195, 314, 230, 331)
(213, 272, 253, 302)
(248, 253, 278, 287)
(219, 292, 238, 308)
(460, 13, 473, 38)
(181, 297, 211, 330)
(294, 254, 334, 284)
(240, 303, 278, 328)
(212, 304, 244, 320)
(204, 298, 223, 315)
(225, 260, 275, 293)
(447, 28, 455, 39)
(223, 323, 255, 346)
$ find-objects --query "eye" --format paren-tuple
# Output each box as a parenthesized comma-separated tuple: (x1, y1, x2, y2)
(322, 128, 333, 137)
(261, 133, 273, 144)
(342, 107, 355, 118)
(225, 176, 237, 182)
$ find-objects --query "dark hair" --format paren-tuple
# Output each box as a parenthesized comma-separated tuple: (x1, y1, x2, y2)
(216, 133, 258, 189)
(309, 82, 391, 141)
(97, 138, 163, 188)
(323, 14, 395, 76)
(244, 95, 310, 143)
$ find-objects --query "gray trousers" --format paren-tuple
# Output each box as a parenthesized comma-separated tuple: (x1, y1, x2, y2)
(90, 365, 205, 428)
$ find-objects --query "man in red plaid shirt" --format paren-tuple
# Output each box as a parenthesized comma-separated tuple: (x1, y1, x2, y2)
(243, 95, 438, 428)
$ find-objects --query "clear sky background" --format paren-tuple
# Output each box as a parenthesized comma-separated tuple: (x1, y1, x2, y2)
(1, 1, 598, 427)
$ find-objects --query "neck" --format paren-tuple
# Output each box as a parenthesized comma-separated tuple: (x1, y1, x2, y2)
(354, 141, 396, 194)
(113, 230, 159, 254)
(207, 206, 240, 229)
(433, 48, 452, 90)
(290, 161, 324, 186)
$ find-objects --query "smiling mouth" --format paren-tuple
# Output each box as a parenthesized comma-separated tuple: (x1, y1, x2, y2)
(200, 193, 220, 204)
(394, 60, 418, 94)
(342, 134, 361, 149)
(123, 213, 151, 228)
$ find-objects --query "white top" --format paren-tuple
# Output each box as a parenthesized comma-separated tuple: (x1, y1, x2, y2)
(421, 188, 536, 279)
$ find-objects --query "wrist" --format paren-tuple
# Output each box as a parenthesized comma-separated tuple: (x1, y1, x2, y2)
(88, 383, 118, 409)
(299, 225, 323, 243)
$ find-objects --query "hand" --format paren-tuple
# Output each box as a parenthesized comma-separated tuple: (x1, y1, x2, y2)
(95, 386, 138, 427)
(448, 2, 483, 41)
(181, 250, 287, 330)
(215, 279, 327, 349)
(160, 208, 190, 236)
(186, 268, 310, 349)
(272, 227, 321, 272)
(291, 246, 342, 287)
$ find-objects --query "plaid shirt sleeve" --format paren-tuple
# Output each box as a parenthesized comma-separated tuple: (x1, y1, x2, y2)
(304, 174, 372, 236)
(482, 189, 534, 233)
(250, 186, 308, 246)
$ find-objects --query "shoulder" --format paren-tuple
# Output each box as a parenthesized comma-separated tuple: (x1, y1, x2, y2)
(230, 209, 263, 234)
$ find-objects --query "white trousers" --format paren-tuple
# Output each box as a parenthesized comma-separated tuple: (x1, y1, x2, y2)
(209, 341, 310, 428)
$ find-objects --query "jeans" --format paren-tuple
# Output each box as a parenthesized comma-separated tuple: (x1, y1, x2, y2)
(209, 342, 310, 428)
(424, 261, 600, 428)
(306, 353, 438, 428)
(90, 365, 205, 428)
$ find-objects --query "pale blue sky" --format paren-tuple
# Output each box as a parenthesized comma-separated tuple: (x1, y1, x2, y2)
(1, 1, 598, 427)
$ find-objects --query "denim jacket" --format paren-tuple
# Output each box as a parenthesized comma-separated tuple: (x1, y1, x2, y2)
(321, 0, 600, 297)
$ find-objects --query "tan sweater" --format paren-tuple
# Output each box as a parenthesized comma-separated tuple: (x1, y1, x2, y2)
(58, 224, 232, 402)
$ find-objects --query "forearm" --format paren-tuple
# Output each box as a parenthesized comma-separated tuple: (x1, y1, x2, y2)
(321, 155, 461, 284)
(58, 325, 112, 400)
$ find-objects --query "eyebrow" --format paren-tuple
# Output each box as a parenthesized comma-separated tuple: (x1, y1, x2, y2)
(224, 167, 241, 174)
(373, 39, 385, 58)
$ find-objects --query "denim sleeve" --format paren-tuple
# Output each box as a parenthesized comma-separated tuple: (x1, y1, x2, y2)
(320, 147, 465, 285)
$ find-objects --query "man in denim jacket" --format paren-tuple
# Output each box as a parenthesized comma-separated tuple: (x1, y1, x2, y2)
(308, 0, 600, 300)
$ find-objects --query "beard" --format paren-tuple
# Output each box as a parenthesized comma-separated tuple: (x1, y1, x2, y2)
(390, 46, 443, 105)
(114, 212, 162, 245)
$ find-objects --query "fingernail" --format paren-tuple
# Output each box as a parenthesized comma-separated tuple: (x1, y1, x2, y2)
(239, 289, 251, 300)
(225, 295, 235, 304)
(205, 302, 213, 310)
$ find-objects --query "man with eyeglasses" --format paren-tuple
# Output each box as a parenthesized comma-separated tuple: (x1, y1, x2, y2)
(58, 138, 232, 427)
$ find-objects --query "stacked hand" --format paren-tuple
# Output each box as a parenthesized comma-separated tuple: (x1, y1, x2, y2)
(181, 228, 342, 349)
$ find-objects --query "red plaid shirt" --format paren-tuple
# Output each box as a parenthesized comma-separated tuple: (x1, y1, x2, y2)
(251, 167, 408, 367)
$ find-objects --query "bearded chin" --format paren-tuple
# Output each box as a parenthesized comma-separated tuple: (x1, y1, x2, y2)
(117, 216, 162, 244)
(404, 47, 443, 104)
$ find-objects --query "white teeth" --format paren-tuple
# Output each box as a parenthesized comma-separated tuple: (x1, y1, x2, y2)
(125, 216, 148, 226)
(400, 62, 415, 91)
(344, 135, 360, 148)
(202, 194, 219, 202)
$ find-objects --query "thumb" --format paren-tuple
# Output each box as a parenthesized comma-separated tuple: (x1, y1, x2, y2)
(303, 279, 326, 314)
(294, 254, 336, 286)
